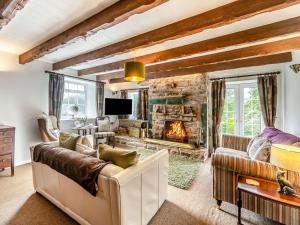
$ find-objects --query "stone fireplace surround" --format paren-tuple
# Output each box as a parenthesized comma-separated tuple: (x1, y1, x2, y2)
(149, 74, 208, 148)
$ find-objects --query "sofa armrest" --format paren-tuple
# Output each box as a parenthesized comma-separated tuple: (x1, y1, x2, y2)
(212, 152, 276, 181)
(221, 134, 251, 152)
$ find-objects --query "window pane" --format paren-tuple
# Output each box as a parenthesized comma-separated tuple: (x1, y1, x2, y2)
(221, 88, 235, 135)
(78, 93, 85, 104)
(68, 93, 77, 105)
(243, 87, 261, 137)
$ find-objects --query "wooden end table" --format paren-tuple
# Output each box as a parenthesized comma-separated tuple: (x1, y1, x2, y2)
(237, 175, 300, 225)
(72, 125, 98, 135)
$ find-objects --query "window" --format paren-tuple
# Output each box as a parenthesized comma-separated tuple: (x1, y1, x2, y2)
(128, 91, 139, 119)
(62, 81, 87, 119)
(221, 81, 262, 137)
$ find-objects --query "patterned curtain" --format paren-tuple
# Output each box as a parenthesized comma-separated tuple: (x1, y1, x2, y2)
(257, 75, 277, 127)
(208, 80, 226, 156)
(137, 89, 149, 120)
(119, 90, 128, 119)
(96, 82, 105, 117)
(49, 73, 64, 128)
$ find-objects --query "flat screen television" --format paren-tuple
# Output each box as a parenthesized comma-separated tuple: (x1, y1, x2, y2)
(105, 98, 132, 115)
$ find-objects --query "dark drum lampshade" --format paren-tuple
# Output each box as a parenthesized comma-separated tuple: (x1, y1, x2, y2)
(124, 61, 145, 82)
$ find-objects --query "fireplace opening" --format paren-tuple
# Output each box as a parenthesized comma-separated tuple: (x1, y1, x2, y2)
(163, 120, 188, 143)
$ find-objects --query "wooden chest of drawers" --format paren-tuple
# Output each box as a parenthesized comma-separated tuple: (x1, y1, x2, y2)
(0, 125, 15, 176)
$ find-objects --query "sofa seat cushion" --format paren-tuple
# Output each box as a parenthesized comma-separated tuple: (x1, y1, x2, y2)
(215, 147, 250, 159)
(94, 131, 115, 138)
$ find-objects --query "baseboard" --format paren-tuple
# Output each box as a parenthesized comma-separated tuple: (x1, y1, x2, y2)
(15, 159, 31, 167)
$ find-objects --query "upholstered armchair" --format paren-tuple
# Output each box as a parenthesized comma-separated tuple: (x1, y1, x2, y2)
(212, 134, 300, 225)
(37, 113, 60, 142)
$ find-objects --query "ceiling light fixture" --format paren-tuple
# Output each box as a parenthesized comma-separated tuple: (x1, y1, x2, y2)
(124, 61, 145, 82)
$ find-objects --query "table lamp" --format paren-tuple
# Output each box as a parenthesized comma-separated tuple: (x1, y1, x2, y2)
(270, 144, 300, 196)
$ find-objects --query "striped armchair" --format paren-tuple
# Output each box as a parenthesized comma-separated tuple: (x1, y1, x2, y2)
(212, 134, 300, 225)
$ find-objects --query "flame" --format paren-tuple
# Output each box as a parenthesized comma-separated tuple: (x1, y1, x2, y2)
(166, 121, 187, 140)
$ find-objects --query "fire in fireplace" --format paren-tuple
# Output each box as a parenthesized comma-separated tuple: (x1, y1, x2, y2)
(163, 120, 188, 143)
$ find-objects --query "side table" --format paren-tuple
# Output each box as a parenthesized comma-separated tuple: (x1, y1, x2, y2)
(237, 175, 300, 225)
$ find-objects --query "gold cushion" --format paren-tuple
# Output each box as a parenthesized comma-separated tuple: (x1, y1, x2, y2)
(98, 144, 138, 169)
(128, 127, 140, 138)
(59, 132, 80, 150)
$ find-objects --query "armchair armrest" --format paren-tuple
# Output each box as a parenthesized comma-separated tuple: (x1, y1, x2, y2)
(212, 152, 276, 182)
(221, 134, 251, 152)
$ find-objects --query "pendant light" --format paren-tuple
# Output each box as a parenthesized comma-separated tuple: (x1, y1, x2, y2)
(124, 61, 145, 82)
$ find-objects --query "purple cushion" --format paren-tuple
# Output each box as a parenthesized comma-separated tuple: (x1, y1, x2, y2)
(260, 127, 300, 145)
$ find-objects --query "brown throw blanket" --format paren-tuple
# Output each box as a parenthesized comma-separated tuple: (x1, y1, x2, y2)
(33, 143, 110, 196)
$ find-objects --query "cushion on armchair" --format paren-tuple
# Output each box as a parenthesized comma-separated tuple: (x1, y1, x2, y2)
(59, 132, 80, 150)
(247, 136, 271, 162)
(97, 120, 110, 132)
(261, 127, 300, 144)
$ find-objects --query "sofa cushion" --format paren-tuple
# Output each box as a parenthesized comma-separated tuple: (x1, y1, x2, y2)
(59, 132, 80, 150)
(247, 136, 271, 161)
(215, 147, 250, 159)
(75, 144, 97, 157)
(98, 144, 138, 169)
(261, 127, 300, 144)
(293, 142, 300, 147)
(128, 127, 140, 138)
(97, 120, 110, 132)
(77, 135, 94, 148)
(252, 140, 271, 162)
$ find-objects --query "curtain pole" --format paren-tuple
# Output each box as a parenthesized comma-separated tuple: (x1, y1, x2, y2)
(209, 71, 280, 82)
(45, 70, 105, 84)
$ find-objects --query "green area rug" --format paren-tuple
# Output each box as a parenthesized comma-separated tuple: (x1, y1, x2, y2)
(137, 148, 201, 190)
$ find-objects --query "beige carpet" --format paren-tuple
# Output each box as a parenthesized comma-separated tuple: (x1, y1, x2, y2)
(0, 160, 279, 225)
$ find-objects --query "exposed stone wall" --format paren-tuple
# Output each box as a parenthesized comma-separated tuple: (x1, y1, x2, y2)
(149, 74, 208, 146)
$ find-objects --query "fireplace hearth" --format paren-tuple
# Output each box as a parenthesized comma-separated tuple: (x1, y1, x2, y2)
(163, 120, 188, 143)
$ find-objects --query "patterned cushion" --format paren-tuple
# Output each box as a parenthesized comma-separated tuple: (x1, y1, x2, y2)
(252, 140, 272, 162)
(59, 132, 80, 150)
(94, 132, 115, 138)
(247, 136, 270, 159)
(97, 120, 110, 132)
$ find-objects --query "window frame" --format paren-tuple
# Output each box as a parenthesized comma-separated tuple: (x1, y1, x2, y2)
(61, 81, 88, 120)
(221, 80, 263, 137)
(127, 90, 139, 120)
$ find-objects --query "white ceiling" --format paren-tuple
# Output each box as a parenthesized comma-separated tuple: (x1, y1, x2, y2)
(0, 0, 299, 75)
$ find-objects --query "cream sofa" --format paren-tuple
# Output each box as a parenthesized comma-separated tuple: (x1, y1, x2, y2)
(31, 148, 169, 225)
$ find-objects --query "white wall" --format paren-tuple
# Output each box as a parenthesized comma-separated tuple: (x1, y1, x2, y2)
(0, 51, 51, 165)
(282, 51, 300, 136)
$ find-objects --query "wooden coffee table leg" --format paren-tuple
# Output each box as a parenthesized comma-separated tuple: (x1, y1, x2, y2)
(237, 189, 243, 225)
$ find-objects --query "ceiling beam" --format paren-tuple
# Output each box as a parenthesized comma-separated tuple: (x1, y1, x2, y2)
(18, 0, 168, 64)
(108, 53, 292, 83)
(53, 0, 300, 70)
(0, 0, 28, 29)
(86, 17, 300, 77)
(96, 37, 300, 80)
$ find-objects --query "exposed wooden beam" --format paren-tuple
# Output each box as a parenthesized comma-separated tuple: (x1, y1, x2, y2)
(0, 0, 28, 29)
(108, 53, 292, 83)
(86, 17, 300, 76)
(18, 0, 168, 64)
(54, 0, 300, 70)
(96, 37, 300, 80)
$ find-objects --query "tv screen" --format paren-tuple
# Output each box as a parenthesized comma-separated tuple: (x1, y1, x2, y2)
(105, 98, 132, 115)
